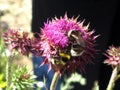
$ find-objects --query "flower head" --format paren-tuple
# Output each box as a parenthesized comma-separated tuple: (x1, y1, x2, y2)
(104, 46, 120, 66)
(3, 29, 33, 55)
(35, 15, 97, 74)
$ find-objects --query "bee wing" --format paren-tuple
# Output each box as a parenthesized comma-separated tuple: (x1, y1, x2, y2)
(77, 34, 86, 47)
(68, 30, 86, 47)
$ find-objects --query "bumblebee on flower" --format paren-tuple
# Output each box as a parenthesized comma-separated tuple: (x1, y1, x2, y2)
(34, 14, 98, 74)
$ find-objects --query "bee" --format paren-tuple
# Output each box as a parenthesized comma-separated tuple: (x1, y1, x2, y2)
(50, 52, 71, 66)
(70, 43, 84, 56)
(68, 30, 86, 56)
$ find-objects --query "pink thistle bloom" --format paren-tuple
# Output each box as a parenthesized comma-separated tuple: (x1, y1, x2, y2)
(104, 46, 120, 66)
(3, 29, 34, 55)
(34, 14, 98, 74)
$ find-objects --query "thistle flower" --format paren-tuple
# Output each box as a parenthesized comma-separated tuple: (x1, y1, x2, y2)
(104, 46, 120, 66)
(35, 14, 98, 74)
(3, 29, 33, 55)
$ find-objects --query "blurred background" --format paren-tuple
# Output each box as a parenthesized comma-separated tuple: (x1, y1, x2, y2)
(0, 0, 33, 89)
(0, 0, 120, 90)
(0, 0, 32, 32)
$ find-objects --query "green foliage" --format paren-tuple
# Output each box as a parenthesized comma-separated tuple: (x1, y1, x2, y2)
(0, 33, 7, 89)
(61, 72, 86, 90)
(92, 81, 99, 90)
(0, 74, 6, 88)
(11, 65, 36, 90)
(0, 37, 7, 73)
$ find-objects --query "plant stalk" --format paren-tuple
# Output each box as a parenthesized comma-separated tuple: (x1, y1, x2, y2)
(6, 55, 13, 90)
(50, 71, 60, 90)
(106, 66, 118, 90)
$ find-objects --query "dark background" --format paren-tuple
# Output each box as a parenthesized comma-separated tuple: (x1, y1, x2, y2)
(32, 0, 120, 90)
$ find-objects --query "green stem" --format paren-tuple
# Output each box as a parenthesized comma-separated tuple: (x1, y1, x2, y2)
(106, 66, 118, 90)
(50, 71, 60, 90)
(6, 55, 13, 90)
